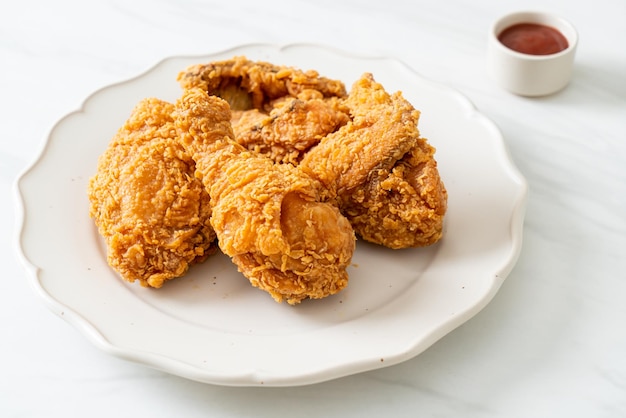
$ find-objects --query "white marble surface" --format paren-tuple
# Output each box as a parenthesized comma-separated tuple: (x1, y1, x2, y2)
(2, 0, 625, 416)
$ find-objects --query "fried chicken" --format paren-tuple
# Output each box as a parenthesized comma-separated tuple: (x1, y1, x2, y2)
(174, 88, 355, 304)
(88, 98, 217, 288)
(180, 58, 447, 248)
(299, 73, 448, 248)
(336, 140, 448, 248)
(178, 56, 350, 164)
(177, 56, 347, 110)
(230, 94, 350, 164)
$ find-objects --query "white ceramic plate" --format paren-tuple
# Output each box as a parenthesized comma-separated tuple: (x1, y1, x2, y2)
(15, 43, 527, 387)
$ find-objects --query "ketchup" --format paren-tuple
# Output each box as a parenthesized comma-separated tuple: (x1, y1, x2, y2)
(498, 23, 568, 55)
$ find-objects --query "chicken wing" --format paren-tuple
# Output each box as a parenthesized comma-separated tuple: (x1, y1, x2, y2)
(336, 139, 448, 248)
(178, 57, 350, 164)
(177, 56, 347, 110)
(88, 98, 217, 288)
(299, 73, 448, 248)
(174, 88, 355, 304)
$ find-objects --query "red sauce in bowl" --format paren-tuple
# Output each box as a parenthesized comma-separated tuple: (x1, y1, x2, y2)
(498, 23, 569, 55)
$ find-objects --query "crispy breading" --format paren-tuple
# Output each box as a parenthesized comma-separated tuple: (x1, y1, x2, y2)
(178, 57, 350, 164)
(88, 98, 217, 288)
(300, 73, 448, 248)
(177, 56, 347, 111)
(88, 57, 447, 302)
(339, 140, 448, 248)
(174, 88, 355, 304)
(231, 94, 349, 164)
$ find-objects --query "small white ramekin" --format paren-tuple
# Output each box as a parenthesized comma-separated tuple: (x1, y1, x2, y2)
(488, 11, 578, 97)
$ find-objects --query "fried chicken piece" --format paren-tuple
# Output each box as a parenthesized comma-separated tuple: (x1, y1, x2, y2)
(88, 98, 217, 288)
(177, 56, 347, 110)
(231, 93, 350, 164)
(338, 140, 448, 248)
(178, 57, 350, 163)
(300, 73, 448, 248)
(174, 88, 355, 304)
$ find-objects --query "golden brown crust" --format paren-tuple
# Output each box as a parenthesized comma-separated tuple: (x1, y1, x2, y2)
(177, 56, 347, 111)
(88, 58, 447, 303)
(299, 73, 420, 194)
(174, 88, 355, 304)
(339, 141, 448, 248)
(88, 98, 217, 288)
(231, 95, 349, 164)
(178, 57, 350, 164)
(299, 73, 448, 248)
